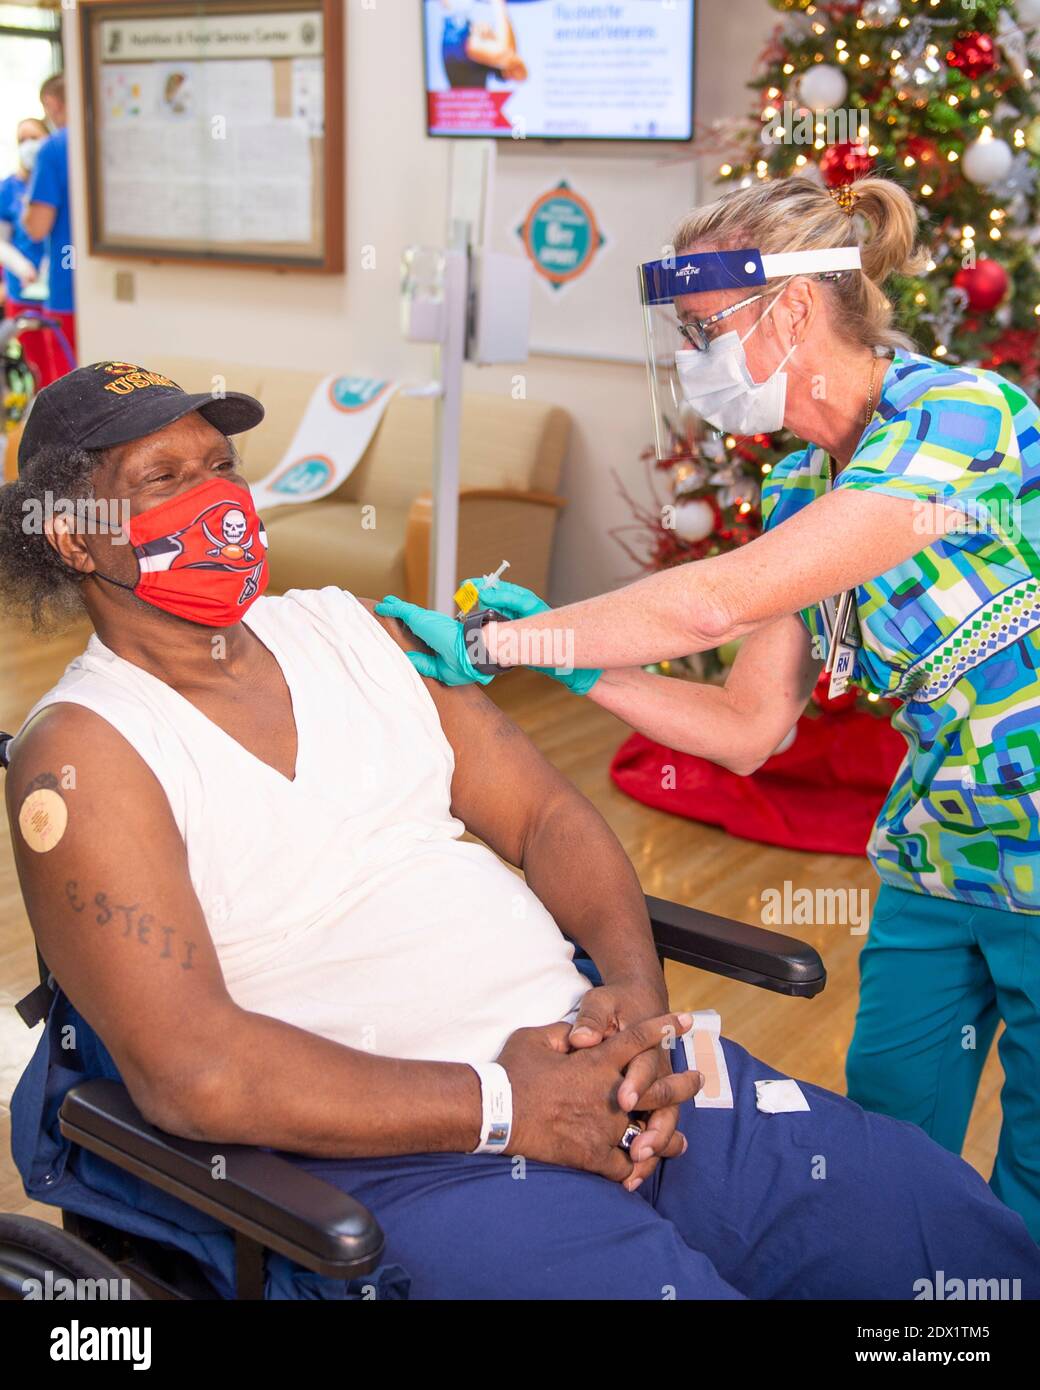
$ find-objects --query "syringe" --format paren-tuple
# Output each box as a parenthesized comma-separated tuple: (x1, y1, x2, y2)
(454, 559, 510, 618)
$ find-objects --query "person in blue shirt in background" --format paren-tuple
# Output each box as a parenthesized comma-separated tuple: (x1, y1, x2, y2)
(0, 117, 49, 382)
(38, 71, 66, 134)
(22, 74, 76, 384)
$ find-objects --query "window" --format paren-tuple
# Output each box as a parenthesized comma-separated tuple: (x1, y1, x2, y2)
(0, 4, 63, 177)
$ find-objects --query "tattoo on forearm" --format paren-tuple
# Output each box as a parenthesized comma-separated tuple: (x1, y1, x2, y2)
(65, 879, 198, 970)
(490, 707, 522, 742)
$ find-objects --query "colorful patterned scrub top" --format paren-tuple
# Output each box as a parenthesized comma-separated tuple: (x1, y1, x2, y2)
(761, 351, 1040, 914)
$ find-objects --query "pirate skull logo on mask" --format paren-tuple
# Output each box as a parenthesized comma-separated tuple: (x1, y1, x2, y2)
(203, 507, 256, 561)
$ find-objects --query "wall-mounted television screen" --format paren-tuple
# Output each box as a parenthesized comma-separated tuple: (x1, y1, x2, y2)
(424, 0, 695, 142)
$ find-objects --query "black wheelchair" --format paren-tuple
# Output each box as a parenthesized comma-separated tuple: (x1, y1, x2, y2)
(0, 728, 826, 1300)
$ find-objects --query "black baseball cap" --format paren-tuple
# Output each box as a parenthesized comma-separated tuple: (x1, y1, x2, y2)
(18, 361, 265, 471)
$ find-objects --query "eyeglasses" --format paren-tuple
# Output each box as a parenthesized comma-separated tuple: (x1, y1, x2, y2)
(677, 289, 771, 352)
(677, 271, 845, 351)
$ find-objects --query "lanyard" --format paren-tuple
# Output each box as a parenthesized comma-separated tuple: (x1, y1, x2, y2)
(817, 452, 861, 698)
(812, 355, 885, 698)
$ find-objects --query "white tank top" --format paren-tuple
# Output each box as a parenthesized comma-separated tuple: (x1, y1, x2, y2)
(21, 587, 589, 1064)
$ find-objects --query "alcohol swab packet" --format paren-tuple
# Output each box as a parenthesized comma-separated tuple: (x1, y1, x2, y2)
(754, 1079, 810, 1114)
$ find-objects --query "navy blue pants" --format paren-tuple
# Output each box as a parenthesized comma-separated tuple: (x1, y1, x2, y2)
(287, 1038, 1040, 1300)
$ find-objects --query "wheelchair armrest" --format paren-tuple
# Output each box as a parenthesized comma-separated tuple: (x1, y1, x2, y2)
(59, 1079, 384, 1281)
(646, 895, 826, 998)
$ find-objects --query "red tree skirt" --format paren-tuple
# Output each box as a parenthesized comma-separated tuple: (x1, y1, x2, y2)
(610, 708, 907, 856)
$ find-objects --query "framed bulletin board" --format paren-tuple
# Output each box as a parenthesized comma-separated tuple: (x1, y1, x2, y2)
(78, 0, 344, 271)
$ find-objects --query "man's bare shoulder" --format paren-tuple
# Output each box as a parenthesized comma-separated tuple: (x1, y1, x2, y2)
(352, 602, 573, 863)
(354, 595, 523, 742)
(7, 701, 164, 815)
(356, 595, 436, 659)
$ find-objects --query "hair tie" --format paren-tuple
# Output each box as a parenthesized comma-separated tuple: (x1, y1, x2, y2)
(830, 184, 858, 216)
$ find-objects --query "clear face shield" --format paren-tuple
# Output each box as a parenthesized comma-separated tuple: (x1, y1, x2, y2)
(638, 246, 863, 462)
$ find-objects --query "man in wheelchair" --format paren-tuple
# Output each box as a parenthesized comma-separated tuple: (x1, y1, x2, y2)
(2, 364, 1038, 1301)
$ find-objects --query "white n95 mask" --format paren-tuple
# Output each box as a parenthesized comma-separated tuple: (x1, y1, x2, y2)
(675, 302, 796, 436)
(18, 138, 43, 173)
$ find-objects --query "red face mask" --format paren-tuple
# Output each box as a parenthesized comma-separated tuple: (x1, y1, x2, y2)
(95, 479, 269, 627)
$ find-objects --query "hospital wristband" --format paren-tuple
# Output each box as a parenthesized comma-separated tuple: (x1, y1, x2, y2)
(468, 1062, 513, 1155)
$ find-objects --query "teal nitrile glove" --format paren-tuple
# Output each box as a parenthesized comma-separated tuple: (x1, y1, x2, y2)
(375, 595, 494, 687)
(468, 577, 602, 696)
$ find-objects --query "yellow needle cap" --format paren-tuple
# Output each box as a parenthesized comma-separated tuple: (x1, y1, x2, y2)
(454, 580, 480, 615)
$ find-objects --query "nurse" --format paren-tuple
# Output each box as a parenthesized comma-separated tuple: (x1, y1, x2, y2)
(22, 110, 75, 381)
(0, 117, 47, 312)
(378, 174, 1040, 1241)
(0, 117, 48, 383)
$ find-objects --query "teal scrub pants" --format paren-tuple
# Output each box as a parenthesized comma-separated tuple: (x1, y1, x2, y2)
(847, 883, 1040, 1242)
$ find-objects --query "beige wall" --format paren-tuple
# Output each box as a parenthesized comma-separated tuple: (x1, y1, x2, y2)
(63, 1, 775, 604)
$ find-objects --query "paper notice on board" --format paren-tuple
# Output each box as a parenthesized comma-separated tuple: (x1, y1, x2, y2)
(101, 138, 312, 243)
(154, 61, 198, 119)
(101, 63, 156, 121)
(99, 58, 312, 245)
(291, 56, 324, 136)
(196, 60, 275, 122)
(101, 59, 275, 124)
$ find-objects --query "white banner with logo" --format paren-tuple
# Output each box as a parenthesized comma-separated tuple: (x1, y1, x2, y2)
(250, 375, 398, 513)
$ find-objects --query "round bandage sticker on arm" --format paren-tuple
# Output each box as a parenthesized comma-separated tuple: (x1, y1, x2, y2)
(18, 788, 69, 853)
(469, 1062, 513, 1154)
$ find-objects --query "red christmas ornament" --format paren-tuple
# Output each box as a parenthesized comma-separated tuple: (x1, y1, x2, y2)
(819, 140, 875, 187)
(953, 258, 1009, 312)
(900, 133, 955, 196)
(982, 327, 1040, 382)
(946, 32, 998, 81)
(903, 134, 941, 168)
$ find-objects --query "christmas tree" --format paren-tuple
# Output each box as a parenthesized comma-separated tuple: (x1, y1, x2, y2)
(730, 0, 1040, 379)
(620, 0, 1040, 701)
